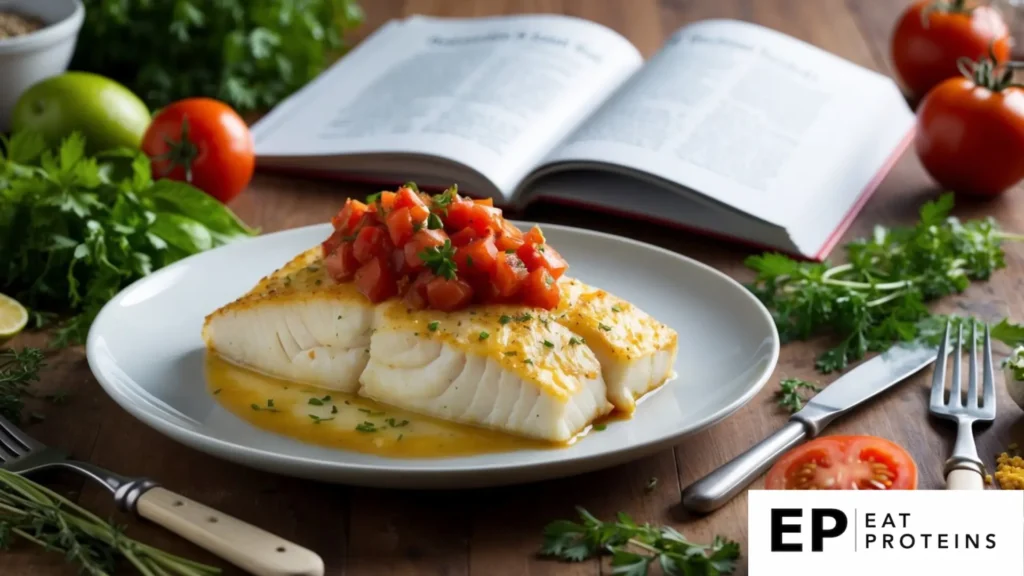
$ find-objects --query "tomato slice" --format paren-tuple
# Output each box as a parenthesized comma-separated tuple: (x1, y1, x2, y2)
(386, 207, 415, 246)
(353, 226, 393, 264)
(447, 202, 501, 235)
(521, 268, 559, 309)
(331, 198, 368, 234)
(394, 186, 428, 210)
(324, 242, 359, 282)
(765, 435, 918, 490)
(493, 253, 528, 297)
(425, 276, 474, 311)
(454, 236, 498, 276)
(404, 229, 449, 270)
(354, 257, 397, 303)
(494, 219, 524, 252)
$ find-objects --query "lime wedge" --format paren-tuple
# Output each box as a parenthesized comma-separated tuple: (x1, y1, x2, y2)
(0, 293, 28, 342)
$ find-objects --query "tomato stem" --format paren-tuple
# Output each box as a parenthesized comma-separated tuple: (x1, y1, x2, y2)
(920, 0, 974, 27)
(957, 48, 1024, 92)
(152, 115, 199, 183)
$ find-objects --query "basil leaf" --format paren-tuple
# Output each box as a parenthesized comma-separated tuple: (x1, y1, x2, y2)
(146, 180, 257, 241)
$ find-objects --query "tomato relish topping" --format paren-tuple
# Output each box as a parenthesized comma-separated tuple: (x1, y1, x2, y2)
(321, 183, 568, 311)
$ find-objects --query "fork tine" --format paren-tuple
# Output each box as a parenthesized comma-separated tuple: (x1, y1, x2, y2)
(950, 322, 963, 407)
(930, 320, 950, 410)
(983, 323, 996, 416)
(967, 320, 978, 408)
(0, 414, 44, 453)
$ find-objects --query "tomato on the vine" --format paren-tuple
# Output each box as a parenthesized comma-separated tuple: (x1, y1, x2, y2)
(915, 55, 1024, 196)
(765, 435, 918, 490)
(141, 98, 255, 204)
(891, 0, 1010, 99)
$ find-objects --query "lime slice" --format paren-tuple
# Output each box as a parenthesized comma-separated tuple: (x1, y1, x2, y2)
(0, 293, 28, 342)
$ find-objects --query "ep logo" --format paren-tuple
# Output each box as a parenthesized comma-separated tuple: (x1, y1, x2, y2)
(770, 508, 847, 552)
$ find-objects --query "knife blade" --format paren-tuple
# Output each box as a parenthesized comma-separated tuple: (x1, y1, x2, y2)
(680, 343, 943, 514)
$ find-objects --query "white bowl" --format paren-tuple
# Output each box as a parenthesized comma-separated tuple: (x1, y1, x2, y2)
(0, 0, 84, 131)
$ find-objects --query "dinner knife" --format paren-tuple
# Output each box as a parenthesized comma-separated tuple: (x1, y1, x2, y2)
(680, 342, 943, 513)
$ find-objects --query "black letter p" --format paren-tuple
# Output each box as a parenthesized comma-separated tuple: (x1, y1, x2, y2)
(811, 509, 848, 552)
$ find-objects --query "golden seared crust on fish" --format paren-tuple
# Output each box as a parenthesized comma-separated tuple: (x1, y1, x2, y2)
(203, 249, 678, 442)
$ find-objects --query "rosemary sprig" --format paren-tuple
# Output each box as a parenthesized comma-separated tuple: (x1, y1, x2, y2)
(0, 347, 44, 422)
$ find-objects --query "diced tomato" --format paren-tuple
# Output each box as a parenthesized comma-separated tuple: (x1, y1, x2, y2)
(426, 276, 474, 311)
(518, 243, 568, 279)
(386, 207, 415, 246)
(454, 236, 498, 276)
(391, 247, 411, 277)
(409, 204, 430, 224)
(321, 229, 345, 256)
(517, 242, 544, 272)
(493, 253, 528, 298)
(378, 191, 396, 211)
(324, 242, 359, 283)
(523, 226, 545, 246)
(402, 271, 434, 309)
(446, 202, 501, 235)
(353, 226, 393, 264)
(394, 186, 428, 210)
(354, 257, 397, 303)
(331, 199, 368, 234)
(449, 227, 480, 247)
(521, 268, 559, 309)
(403, 229, 448, 269)
(494, 219, 524, 252)
(473, 197, 494, 206)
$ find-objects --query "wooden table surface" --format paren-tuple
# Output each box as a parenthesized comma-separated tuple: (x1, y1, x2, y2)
(6, 0, 1024, 574)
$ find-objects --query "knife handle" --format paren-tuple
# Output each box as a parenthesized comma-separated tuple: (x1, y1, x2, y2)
(682, 421, 808, 514)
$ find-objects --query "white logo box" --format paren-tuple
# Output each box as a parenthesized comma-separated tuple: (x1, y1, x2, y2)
(748, 490, 1024, 575)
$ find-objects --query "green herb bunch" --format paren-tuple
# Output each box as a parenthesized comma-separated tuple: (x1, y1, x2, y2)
(0, 469, 219, 575)
(541, 507, 739, 575)
(746, 193, 1024, 373)
(72, 0, 364, 112)
(0, 347, 44, 422)
(0, 132, 255, 347)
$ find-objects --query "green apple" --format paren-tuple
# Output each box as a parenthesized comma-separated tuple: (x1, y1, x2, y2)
(11, 72, 151, 152)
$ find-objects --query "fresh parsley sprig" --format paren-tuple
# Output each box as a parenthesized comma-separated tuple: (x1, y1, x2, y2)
(418, 239, 457, 280)
(540, 507, 739, 575)
(430, 185, 457, 215)
(776, 378, 821, 413)
(746, 193, 1024, 373)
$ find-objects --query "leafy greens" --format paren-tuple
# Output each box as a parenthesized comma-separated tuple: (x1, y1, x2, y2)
(746, 193, 1024, 373)
(0, 132, 255, 347)
(0, 347, 44, 422)
(72, 0, 364, 112)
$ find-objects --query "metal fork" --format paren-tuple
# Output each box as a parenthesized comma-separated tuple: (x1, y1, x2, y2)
(929, 320, 996, 490)
(0, 414, 324, 576)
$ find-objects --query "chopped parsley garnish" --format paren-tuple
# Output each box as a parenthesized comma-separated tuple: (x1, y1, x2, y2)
(598, 323, 612, 331)
(412, 221, 424, 232)
(331, 405, 339, 414)
(611, 305, 622, 312)
(385, 418, 410, 428)
(569, 336, 584, 346)
(505, 249, 516, 254)
(308, 397, 324, 406)
(365, 191, 382, 204)
(403, 181, 420, 192)
(524, 359, 534, 365)
(543, 340, 555, 348)
(504, 351, 517, 356)
(479, 331, 489, 341)
(499, 315, 512, 325)
(212, 388, 222, 395)
(428, 321, 440, 332)
(322, 395, 331, 402)
(516, 312, 533, 322)
(419, 239, 457, 280)
(537, 244, 546, 252)
(308, 414, 334, 424)
(250, 399, 278, 413)
(355, 421, 378, 433)
(431, 185, 457, 214)
(593, 423, 607, 431)
(358, 408, 385, 416)
(427, 212, 444, 230)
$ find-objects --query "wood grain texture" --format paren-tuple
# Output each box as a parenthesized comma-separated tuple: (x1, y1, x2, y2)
(4, 1, 1024, 575)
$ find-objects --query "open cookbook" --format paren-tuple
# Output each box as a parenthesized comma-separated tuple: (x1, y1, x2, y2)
(251, 15, 915, 260)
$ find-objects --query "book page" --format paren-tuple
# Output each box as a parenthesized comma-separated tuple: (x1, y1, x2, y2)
(251, 14, 641, 198)
(532, 19, 914, 227)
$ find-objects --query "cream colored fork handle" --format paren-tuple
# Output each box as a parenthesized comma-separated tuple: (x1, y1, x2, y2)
(946, 468, 985, 490)
(136, 487, 324, 576)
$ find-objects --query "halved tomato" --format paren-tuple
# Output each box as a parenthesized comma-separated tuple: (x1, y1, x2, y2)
(404, 229, 449, 269)
(354, 257, 397, 303)
(425, 276, 474, 311)
(521, 268, 559, 309)
(324, 243, 359, 282)
(353, 226, 393, 264)
(493, 253, 528, 297)
(331, 198, 368, 234)
(454, 236, 498, 276)
(765, 435, 917, 490)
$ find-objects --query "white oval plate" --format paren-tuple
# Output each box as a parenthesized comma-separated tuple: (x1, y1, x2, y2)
(87, 222, 778, 488)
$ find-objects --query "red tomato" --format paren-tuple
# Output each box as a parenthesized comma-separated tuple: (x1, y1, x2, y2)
(426, 277, 475, 311)
(454, 237, 498, 276)
(523, 226, 545, 245)
(473, 197, 494, 206)
(521, 269, 559, 309)
(494, 220, 524, 252)
(394, 186, 428, 210)
(321, 229, 344, 256)
(493, 253, 528, 297)
(353, 226, 393, 264)
(449, 227, 481, 247)
(916, 75, 1024, 196)
(141, 98, 254, 203)
(518, 243, 568, 279)
(409, 204, 430, 224)
(891, 1, 1009, 99)
(402, 271, 435, 309)
(378, 191, 396, 211)
(404, 229, 449, 269)
(447, 202, 501, 235)
(765, 435, 918, 490)
(386, 207, 415, 246)
(331, 199, 368, 234)
(324, 243, 359, 282)
(354, 257, 397, 302)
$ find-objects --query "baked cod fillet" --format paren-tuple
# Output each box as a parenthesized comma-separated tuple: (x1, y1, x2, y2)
(203, 248, 677, 442)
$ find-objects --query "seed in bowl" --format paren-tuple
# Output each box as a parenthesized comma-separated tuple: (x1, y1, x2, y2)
(0, 11, 44, 39)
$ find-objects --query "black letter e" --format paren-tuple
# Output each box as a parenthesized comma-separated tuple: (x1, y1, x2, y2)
(771, 509, 802, 552)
